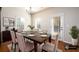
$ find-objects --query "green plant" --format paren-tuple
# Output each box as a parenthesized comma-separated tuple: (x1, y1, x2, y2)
(70, 26, 79, 39)
(28, 25, 34, 30)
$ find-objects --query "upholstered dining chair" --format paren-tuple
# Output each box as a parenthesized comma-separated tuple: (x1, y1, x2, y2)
(42, 33, 62, 52)
(16, 33, 34, 52)
(10, 31, 18, 51)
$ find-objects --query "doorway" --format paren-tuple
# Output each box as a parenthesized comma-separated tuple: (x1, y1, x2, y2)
(50, 13, 64, 41)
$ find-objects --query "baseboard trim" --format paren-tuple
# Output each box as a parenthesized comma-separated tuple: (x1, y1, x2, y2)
(52, 39, 72, 44)
(63, 40, 72, 44)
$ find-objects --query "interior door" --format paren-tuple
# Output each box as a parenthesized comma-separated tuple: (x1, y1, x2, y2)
(51, 14, 64, 41)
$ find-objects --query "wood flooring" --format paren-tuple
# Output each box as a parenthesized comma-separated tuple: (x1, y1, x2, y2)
(0, 40, 79, 52)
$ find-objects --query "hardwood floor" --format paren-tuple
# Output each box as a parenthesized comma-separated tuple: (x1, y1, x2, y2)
(51, 40, 79, 52)
(0, 41, 11, 52)
(0, 40, 79, 52)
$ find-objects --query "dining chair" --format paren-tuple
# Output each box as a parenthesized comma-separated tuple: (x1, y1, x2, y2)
(16, 33, 34, 52)
(10, 31, 18, 51)
(42, 33, 62, 52)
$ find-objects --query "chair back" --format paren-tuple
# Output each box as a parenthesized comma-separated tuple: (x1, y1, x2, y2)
(54, 34, 59, 52)
(10, 31, 16, 43)
(49, 34, 51, 42)
(16, 33, 26, 52)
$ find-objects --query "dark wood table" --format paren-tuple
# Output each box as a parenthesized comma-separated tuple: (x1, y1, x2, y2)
(22, 31, 48, 52)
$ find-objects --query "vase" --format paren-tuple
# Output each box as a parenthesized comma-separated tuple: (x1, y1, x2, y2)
(72, 38, 78, 45)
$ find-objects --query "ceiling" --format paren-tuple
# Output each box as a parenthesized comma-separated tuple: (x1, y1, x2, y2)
(25, 7, 47, 14)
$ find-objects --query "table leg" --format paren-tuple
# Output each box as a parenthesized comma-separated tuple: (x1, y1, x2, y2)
(49, 38, 51, 43)
(34, 41, 37, 52)
(49, 35, 51, 43)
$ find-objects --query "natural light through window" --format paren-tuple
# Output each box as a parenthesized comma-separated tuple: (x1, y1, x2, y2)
(35, 18, 41, 29)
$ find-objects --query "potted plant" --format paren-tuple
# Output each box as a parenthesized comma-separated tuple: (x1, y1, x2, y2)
(28, 25, 34, 30)
(70, 26, 79, 45)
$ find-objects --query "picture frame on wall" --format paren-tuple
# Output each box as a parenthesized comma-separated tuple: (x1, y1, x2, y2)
(3, 17, 9, 27)
(3, 17, 15, 27)
(9, 18, 15, 27)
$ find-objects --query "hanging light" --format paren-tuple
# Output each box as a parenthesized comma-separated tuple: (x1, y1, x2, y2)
(25, 7, 46, 14)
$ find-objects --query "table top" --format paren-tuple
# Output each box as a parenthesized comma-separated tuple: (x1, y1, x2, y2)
(22, 31, 48, 44)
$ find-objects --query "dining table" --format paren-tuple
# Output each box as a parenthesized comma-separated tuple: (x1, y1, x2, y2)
(21, 31, 48, 52)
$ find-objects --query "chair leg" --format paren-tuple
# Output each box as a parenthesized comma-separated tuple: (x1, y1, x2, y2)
(16, 43, 20, 52)
(42, 49, 47, 52)
(30, 49, 34, 52)
(42, 49, 44, 52)
(11, 43, 17, 52)
(11, 43, 13, 51)
(14, 44, 16, 52)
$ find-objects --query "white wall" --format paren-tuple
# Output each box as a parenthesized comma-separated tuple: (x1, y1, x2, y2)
(1, 7, 31, 31)
(32, 7, 79, 44)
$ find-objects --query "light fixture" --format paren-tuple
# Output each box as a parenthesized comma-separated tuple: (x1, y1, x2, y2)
(25, 7, 46, 14)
